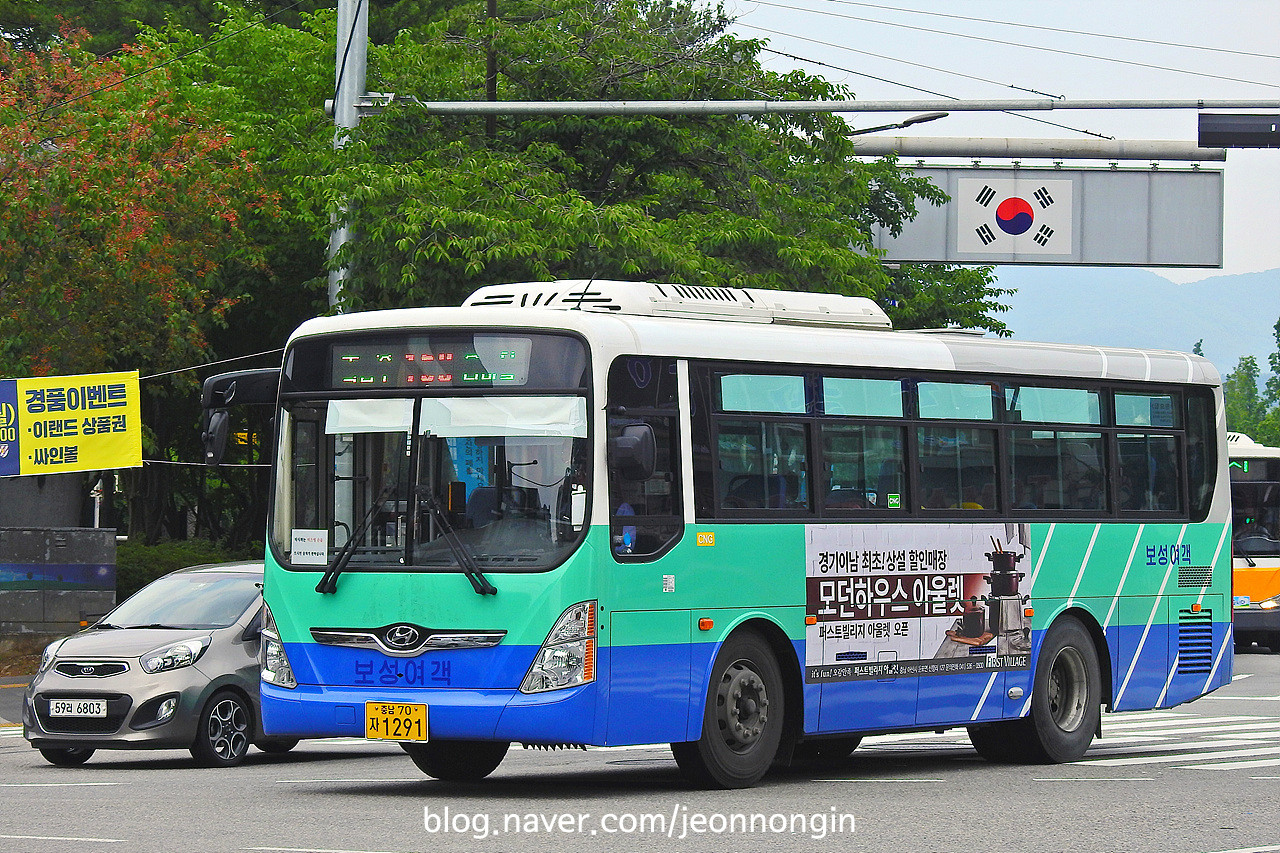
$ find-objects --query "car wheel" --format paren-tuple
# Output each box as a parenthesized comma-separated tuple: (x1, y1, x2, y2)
(255, 738, 299, 754)
(403, 740, 509, 781)
(190, 690, 252, 767)
(39, 747, 94, 767)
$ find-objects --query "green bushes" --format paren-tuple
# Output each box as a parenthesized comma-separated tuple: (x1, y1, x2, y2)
(115, 539, 260, 601)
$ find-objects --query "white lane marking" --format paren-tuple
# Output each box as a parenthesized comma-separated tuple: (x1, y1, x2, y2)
(1097, 714, 1261, 730)
(814, 778, 943, 783)
(1183, 756, 1280, 770)
(1082, 739, 1265, 757)
(248, 848, 410, 853)
(1231, 673, 1255, 681)
(1082, 744, 1280, 766)
(0, 834, 122, 843)
(1199, 844, 1280, 852)
(0, 782, 123, 788)
(275, 778, 422, 784)
(1031, 777, 1154, 782)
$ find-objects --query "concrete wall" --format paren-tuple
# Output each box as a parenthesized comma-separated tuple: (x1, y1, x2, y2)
(0, 528, 116, 635)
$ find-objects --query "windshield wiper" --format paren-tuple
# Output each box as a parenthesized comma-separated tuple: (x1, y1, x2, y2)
(129, 623, 185, 630)
(316, 483, 396, 594)
(417, 486, 497, 596)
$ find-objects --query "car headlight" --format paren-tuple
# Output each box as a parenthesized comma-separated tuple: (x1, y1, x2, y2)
(520, 601, 596, 694)
(140, 638, 210, 674)
(259, 605, 297, 689)
(37, 639, 66, 676)
(1260, 595, 1280, 610)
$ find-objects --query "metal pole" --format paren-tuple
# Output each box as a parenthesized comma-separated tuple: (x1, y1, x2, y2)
(357, 95, 1280, 117)
(329, 0, 368, 549)
(328, 0, 370, 310)
(850, 137, 1226, 162)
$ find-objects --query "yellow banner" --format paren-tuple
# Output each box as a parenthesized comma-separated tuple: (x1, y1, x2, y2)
(0, 371, 142, 476)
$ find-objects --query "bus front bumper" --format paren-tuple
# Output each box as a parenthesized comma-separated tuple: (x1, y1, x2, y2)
(261, 680, 601, 744)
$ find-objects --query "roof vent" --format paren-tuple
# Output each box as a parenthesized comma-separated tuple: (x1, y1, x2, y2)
(462, 280, 892, 330)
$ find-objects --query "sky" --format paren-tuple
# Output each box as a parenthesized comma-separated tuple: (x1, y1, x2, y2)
(719, 0, 1280, 283)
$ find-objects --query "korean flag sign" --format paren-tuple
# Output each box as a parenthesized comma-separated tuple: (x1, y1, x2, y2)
(0, 371, 142, 477)
(956, 177, 1074, 256)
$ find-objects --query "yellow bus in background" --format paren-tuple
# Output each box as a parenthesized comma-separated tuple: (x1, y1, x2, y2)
(1229, 432, 1280, 651)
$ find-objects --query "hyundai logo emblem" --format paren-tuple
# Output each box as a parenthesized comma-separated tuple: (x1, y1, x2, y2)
(384, 625, 421, 649)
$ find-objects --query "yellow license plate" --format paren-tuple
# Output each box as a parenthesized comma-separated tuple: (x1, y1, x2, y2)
(364, 701, 428, 742)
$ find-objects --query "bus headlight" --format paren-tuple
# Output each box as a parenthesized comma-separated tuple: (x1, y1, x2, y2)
(259, 605, 297, 689)
(520, 601, 596, 694)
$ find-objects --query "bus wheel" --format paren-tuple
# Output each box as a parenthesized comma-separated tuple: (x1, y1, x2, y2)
(403, 740, 509, 781)
(672, 631, 784, 789)
(1025, 616, 1101, 763)
(791, 736, 862, 764)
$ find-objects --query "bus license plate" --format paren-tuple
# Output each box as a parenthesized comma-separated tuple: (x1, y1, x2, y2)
(50, 699, 106, 718)
(365, 702, 428, 742)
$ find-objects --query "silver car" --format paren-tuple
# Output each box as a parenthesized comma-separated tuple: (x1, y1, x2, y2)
(23, 561, 294, 767)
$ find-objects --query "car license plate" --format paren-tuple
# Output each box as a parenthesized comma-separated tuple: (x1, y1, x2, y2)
(365, 701, 428, 742)
(49, 699, 106, 718)
(1234, 595, 1252, 608)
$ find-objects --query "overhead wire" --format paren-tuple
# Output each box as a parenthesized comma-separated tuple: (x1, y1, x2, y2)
(140, 349, 285, 382)
(742, 27, 1113, 138)
(739, 0, 1280, 90)
(816, 1, 1280, 63)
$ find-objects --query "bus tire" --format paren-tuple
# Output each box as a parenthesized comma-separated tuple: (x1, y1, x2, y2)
(672, 631, 784, 789)
(791, 736, 862, 764)
(403, 740, 509, 781)
(1024, 615, 1101, 763)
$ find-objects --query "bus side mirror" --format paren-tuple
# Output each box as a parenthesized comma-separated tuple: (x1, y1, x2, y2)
(610, 423, 656, 481)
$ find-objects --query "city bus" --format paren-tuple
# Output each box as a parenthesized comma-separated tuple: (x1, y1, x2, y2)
(203, 280, 1231, 788)
(1227, 432, 1280, 651)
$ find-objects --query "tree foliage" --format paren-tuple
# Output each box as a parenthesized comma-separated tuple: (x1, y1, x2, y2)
(0, 0, 460, 54)
(0, 30, 274, 378)
(1223, 317, 1280, 445)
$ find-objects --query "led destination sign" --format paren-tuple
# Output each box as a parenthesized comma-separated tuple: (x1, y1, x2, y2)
(331, 336, 532, 389)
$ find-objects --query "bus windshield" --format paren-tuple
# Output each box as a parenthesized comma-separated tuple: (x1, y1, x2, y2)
(272, 394, 589, 572)
(1231, 456, 1280, 556)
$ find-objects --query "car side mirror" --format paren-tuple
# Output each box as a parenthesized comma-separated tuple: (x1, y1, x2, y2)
(610, 423, 656, 481)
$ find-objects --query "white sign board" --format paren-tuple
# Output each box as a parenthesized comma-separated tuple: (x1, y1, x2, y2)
(875, 167, 1223, 267)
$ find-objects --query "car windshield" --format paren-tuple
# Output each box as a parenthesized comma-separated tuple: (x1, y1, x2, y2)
(105, 572, 261, 630)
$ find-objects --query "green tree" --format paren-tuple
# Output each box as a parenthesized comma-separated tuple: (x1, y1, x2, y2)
(1222, 317, 1280, 446)
(0, 0, 464, 54)
(0, 31, 273, 377)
